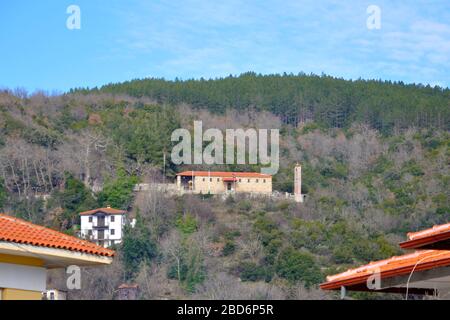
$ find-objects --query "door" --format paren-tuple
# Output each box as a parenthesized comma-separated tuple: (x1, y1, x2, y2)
(97, 216, 105, 227)
(98, 230, 105, 240)
(227, 182, 232, 191)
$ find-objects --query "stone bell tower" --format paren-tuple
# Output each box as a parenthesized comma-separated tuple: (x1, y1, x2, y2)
(294, 163, 303, 203)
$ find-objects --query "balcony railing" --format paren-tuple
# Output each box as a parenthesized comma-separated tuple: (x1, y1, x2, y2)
(93, 221, 109, 229)
(80, 231, 109, 241)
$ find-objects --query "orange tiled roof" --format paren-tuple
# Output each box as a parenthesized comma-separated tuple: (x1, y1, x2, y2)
(118, 283, 139, 289)
(407, 223, 450, 240)
(400, 223, 450, 250)
(177, 171, 271, 178)
(0, 214, 114, 257)
(321, 249, 450, 290)
(79, 207, 126, 216)
(321, 221, 450, 292)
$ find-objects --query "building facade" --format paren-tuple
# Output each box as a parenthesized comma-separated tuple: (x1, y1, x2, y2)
(0, 214, 114, 300)
(80, 207, 127, 248)
(117, 283, 139, 300)
(176, 171, 272, 195)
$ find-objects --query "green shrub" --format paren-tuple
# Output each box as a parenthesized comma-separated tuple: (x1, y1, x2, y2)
(254, 216, 283, 246)
(222, 241, 236, 256)
(97, 168, 138, 209)
(275, 248, 323, 287)
(432, 193, 448, 207)
(320, 162, 348, 180)
(254, 216, 284, 264)
(121, 222, 158, 279)
(10, 197, 45, 225)
(167, 242, 205, 292)
(0, 178, 6, 210)
(372, 156, 393, 174)
(332, 244, 356, 264)
(239, 262, 271, 282)
(422, 137, 443, 150)
(224, 230, 241, 240)
(176, 213, 198, 235)
(277, 201, 290, 211)
(290, 219, 327, 251)
(53, 173, 98, 228)
(299, 122, 324, 134)
(402, 160, 424, 177)
(225, 195, 235, 205)
(436, 207, 449, 215)
(238, 200, 252, 212)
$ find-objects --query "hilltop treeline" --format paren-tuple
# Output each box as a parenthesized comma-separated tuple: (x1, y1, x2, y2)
(73, 72, 450, 133)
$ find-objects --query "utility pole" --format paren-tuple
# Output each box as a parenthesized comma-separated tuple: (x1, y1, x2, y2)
(163, 150, 166, 184)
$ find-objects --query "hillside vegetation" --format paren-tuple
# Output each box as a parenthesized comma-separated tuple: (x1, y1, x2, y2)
(0, 73, 449, 299)
(75, 72, 450, 134)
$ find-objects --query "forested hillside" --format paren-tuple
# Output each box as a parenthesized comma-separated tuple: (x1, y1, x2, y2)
(0, 73, 449, 299)
(74, 73, 450, 134)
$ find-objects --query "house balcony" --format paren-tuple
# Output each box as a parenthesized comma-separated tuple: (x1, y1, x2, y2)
(93, 222, 109, 229)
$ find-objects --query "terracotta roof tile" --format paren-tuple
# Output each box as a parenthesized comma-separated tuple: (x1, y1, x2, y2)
(321, 249, 450, 290)
(118, 283, 139, 289)
(407, 223, 450, 240)
(0, 214, 114, 257)
(176, 171, 271, 178)
(79, 207, 126, 216)
(400, 222, 450, 249)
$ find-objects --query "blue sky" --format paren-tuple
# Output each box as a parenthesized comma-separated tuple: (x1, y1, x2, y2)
(0, 0, 449, 92)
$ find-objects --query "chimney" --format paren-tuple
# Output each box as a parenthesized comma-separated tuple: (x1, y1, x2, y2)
(294, 163, 303, 203)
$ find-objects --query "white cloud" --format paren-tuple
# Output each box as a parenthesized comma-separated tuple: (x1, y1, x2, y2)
(108, 0, 450, 86)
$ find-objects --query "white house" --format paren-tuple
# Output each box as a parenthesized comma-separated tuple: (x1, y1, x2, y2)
(80, 206, 127, 248)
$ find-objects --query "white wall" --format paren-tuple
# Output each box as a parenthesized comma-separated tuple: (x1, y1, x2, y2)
(45, 289, 67, 300)
(80, 215, 93, 236)
(0, 262, 46, 292)
(80, 214, 125, 245)
(108, 214, 124, 241)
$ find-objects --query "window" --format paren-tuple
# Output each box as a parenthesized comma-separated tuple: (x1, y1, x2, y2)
(50, 292, 55, 300)
(88, 230, 92, 237)
(88, 217, 93, 223)
(263, 179, 266, 183)
(239, 179, 242, 182)
(256, 179, 259, 183)
(217, 178, 220, 182)
(202, 178, 205, 182)
(111, 229, 115, 235)
(248, 179, 251, 183)
(110, 215, 115, 222)
(210, 178, 212, 182)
